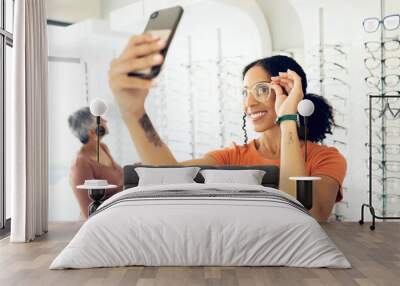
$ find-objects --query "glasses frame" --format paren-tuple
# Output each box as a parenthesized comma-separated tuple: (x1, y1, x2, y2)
(364, 56, 400, 70)
(367, 159, 400, 173)
(365, 74, 400, 88)
(365, 142, 400, 155)
(368, 175, 400, 195)
(364, 39, 400, 53)
(363, 14, 400, 33)
(308, 77, 349, 88)
(364, 105, 400, 121)
(242, 81, 273, 103)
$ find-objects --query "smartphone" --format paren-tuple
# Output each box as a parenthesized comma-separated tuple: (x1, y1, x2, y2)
(128, 6, 184, 79)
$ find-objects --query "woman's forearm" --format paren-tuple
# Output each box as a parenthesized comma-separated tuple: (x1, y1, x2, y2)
(123, 110, 178, 165)
(279, 121, 306, 197)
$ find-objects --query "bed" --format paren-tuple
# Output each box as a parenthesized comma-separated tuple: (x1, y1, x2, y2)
(49, 165, 351, 269)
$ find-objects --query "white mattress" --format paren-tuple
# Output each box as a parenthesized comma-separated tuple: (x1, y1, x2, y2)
(50, 183, 351, 269)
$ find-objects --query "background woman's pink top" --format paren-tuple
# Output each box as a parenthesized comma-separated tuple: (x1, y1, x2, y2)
(69, 143, 123, 218)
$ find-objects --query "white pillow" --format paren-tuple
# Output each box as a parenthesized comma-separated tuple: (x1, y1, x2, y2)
(135, 167, 201, 186)
(200, 169, 266, 185)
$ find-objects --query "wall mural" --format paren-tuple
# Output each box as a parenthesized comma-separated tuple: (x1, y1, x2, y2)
(47, 0, 400, 222)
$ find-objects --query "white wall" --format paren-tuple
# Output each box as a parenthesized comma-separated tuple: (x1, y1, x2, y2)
(256, 0, 304, 51)
(48, 56, 85, 221)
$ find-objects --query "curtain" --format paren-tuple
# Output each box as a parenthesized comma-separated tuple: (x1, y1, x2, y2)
(10, 0, 48, 242)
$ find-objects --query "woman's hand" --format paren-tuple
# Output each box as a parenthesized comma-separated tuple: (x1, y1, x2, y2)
(108, 33, 166, 119)
(270, 69, 304, 117)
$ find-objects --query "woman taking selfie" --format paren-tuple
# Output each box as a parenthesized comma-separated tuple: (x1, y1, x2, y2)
(108, 34, 347, 222)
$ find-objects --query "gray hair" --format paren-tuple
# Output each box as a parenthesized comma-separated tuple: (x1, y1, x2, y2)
(68, 107, 96, 144)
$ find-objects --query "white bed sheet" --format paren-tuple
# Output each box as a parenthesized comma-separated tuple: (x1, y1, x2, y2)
(50, 183, 351, 269)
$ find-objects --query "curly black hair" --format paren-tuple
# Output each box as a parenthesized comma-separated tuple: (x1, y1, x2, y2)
(241, 55, 335, 144)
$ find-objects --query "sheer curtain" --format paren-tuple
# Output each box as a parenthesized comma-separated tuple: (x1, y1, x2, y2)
(10, 0, 48, 242)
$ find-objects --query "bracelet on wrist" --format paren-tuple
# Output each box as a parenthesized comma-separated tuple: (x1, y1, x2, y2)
(275, 114, 300, 127)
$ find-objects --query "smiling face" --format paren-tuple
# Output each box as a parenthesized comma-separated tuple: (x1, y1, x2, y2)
(243, 65, 278, 132)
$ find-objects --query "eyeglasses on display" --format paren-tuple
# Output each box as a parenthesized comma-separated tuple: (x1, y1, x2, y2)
(322, 61, 347, 71)
(308, 77, 349, 87)
(328, 94, 347, 105)
(365, 74, 400, 88)
(367, 91, 400, 104)
(368, 175, 400, 193)
(364, 39, 400, 53)
(363, 14, 400, 33)
(334, 109, 347, 123)
(372, 125, 400, 141)
(308, 61, 347, 75)
(364, 105, 400, 121)
(309, 44, 347, 58)
(365, 143, 400, 155)
(364, 56, 400, 70)
(366, 159, 400, 173)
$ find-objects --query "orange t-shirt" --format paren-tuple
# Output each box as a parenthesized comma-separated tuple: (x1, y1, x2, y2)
(206, 139, 347, 202)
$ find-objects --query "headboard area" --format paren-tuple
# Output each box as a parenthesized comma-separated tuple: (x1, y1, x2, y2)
(123, 164, 280, 190)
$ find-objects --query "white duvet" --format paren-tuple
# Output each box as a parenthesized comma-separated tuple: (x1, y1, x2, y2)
(50, 183, 351, 269)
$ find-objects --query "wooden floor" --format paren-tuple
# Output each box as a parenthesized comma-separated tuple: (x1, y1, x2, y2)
(0, 222, 399, 286)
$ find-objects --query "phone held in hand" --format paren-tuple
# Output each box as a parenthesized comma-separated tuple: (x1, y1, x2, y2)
(128, 6, 184, 79)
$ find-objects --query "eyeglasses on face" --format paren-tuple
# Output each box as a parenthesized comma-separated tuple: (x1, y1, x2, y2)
(364, 39, 400, 53)
(364, 56, 400, 70)
(242, 81, 273, 103)
(363, 14, 400, 33)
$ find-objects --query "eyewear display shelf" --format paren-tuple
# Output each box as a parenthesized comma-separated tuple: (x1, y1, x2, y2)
(359, 95, 400, 230)
(359, 1, 400, 230)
